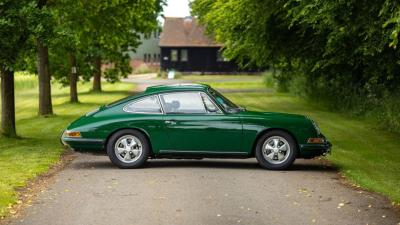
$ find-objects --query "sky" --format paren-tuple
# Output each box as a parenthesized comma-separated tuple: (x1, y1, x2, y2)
(163, 0, 191, 17)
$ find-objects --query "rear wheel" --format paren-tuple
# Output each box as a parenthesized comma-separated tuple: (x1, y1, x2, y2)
(107, 129, 150, 169)
(255, 130, 297, 170)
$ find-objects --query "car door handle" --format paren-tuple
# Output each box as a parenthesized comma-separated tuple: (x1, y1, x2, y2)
(165, 120, 177, 125)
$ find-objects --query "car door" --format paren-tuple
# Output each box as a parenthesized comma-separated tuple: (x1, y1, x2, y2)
(159, 91, 244, 154)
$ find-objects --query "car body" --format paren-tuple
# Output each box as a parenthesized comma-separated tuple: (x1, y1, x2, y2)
(61, 84, 331, 169)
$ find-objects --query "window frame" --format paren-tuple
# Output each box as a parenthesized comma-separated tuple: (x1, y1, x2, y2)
(170, 49, 178, 62)
(180, 49, 188, 62)
(158, 91, 223, 115)
(123, 95, 163, 114)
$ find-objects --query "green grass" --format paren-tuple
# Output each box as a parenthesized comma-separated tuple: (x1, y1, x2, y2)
(224, 91, 400, 204)
(206, 81, 267, 90)
(0, 73, 134, 216)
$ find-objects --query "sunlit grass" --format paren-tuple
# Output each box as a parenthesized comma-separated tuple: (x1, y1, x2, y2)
(0, 74, 134, 216)
(224, 92, 400, 204)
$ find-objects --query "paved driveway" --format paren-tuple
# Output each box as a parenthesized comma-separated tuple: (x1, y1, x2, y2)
(8, 154, 399, 225)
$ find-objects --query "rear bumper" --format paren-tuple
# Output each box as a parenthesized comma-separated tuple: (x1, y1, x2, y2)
(60, 132, 104, 151)
(299, 139, 332, 158)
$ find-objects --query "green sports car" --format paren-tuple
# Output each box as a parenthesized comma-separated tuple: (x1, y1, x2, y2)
(61, 84, 331, 170)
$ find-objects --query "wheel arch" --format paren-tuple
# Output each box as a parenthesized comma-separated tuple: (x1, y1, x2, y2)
(250, 128, 299, 157)
(104, 128, 154, 155)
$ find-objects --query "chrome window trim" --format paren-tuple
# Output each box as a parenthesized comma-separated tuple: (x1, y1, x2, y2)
(122, 95, 163, 114)
(199, 92, 223, 114)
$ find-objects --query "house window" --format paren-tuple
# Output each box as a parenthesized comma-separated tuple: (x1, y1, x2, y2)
(171, 49, 178, 62)
(153, 54, 157, 62)
(144, 54, 147, 62)
(181, 49, 188, 62)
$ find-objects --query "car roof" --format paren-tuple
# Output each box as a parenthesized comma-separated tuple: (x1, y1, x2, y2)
(144, 83, 210, 94)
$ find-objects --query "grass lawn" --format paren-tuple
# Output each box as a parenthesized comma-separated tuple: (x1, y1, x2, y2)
(0, 73, 134, 216)
(224, 91, 400, 204)
(181, 74, 270, 90)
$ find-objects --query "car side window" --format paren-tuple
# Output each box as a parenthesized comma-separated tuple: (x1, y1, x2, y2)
(123, 95, 162, 114)
(200, 92, 221, 113)
(160, 92, 206, 114)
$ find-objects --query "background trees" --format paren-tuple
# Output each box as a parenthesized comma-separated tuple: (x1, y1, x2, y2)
(192, 0, 400, 132)
(0, 0, 163, 136)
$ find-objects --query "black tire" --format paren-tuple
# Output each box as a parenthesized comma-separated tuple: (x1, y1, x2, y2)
(255, 130, 297, 170)
(106, 129, 150, 169)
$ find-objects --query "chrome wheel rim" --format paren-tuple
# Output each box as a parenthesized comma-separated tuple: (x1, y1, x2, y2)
(262, 136, 291, 164)
(114, 135, 143, 163)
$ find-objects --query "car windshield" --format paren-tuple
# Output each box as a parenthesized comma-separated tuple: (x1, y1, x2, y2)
(208, 88, 242, 113)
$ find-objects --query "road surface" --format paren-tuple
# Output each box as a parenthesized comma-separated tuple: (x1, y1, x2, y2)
(7, 154, 399, 225)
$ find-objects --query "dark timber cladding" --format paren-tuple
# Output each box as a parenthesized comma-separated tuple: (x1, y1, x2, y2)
(159, 17, 240, 73)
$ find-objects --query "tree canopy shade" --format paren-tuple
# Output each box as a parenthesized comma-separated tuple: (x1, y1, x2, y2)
(192, 0, 400, 132)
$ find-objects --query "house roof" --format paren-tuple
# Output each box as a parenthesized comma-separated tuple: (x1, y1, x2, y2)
(159, 17, 222, 47)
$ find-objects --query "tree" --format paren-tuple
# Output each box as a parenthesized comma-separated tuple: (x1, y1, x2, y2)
(76, 0, 162, 92)
(192, 0, 400, 128)
(0, 1, 36, 137)
(35, 0, 54, 115)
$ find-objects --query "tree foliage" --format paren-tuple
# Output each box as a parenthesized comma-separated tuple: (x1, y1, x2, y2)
(192, 0, 400, 131)
(1, 0, 163, 135)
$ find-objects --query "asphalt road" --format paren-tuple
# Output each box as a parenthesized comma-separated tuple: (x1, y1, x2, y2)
(7, 153, 399, 225)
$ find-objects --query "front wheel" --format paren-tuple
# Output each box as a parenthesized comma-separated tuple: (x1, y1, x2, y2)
(255, 130, 297, 170)
(107, 129, 150, 169)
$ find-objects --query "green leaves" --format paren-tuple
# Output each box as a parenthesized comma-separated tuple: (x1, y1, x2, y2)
(192, 0, 400, 131)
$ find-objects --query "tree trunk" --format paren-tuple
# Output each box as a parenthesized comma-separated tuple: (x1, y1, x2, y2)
(69, 54, 78, 103)
(92, 57, 102, 92)
(37, 38, 53, 115)
(1, 67, 16, 137)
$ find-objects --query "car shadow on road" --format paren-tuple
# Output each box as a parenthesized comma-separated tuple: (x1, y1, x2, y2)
(72, 157, 336, 172)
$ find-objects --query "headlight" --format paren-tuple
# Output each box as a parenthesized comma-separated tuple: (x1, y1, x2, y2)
(64, 130, 81, 138)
